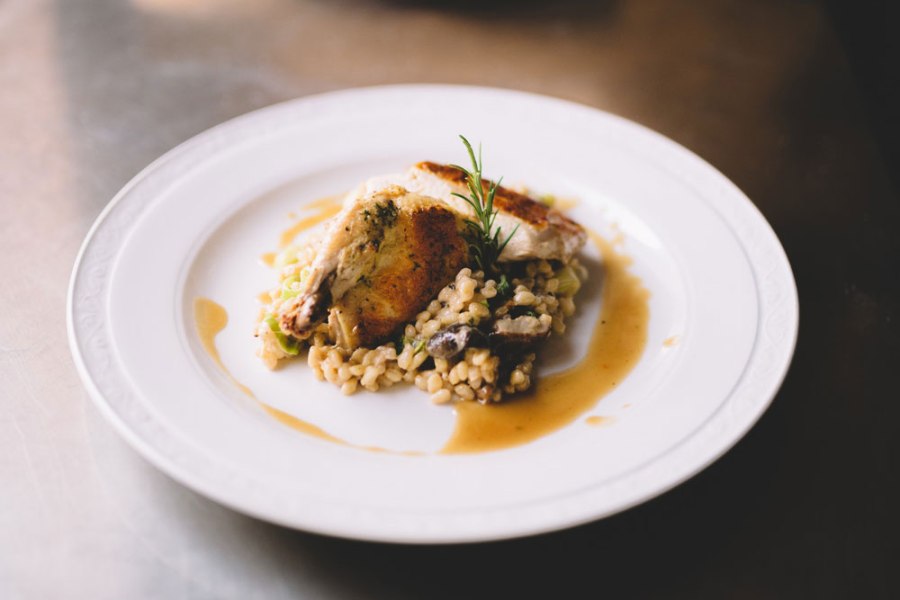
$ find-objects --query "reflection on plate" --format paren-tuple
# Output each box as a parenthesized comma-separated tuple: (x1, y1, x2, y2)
(68, 85, 798, 543)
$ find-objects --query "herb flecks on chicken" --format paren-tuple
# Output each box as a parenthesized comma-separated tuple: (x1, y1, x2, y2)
(278, 186, 468, 349)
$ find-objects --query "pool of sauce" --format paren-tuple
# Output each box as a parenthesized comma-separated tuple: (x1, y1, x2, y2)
(440, 233, 649, 454)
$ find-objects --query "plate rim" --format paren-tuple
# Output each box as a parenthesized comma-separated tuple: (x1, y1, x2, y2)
(67, 84, 799, 543)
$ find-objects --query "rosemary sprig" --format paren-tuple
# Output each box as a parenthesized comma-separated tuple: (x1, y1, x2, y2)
(450, 135, 518, 274)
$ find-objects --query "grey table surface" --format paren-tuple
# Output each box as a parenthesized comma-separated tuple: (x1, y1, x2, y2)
(2, 0, 897, 598)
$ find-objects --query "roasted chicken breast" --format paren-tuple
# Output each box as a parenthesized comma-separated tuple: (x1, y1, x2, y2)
(278, 186, 468, 349)
(364, 162, 587, 262)
(278, 163, 587, 351)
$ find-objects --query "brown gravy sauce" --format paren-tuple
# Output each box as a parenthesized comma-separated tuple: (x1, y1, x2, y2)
(440, 233, 650, 454)
(194, 297, 251, 396)
(259, 402, 347, 445)
(194, 297, 340, 445)
(261, 400, 419, 453)
(277, 195, 342, 249)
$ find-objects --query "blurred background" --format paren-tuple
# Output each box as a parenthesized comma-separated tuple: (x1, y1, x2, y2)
(1, 0, 897, 597)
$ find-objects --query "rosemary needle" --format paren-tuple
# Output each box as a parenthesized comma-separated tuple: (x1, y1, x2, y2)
(450, 135, 518, 274)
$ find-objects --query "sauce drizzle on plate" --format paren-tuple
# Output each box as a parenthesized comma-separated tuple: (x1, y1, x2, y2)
(278, 195, 342, 248)
(194, 297, 340, 445)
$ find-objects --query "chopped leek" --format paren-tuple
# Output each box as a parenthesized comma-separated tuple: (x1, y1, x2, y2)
(280, 275, 301, 300)
(274, 245, 300, 269)
(264, 314, 300, 355)
(556, 265, 581, 297)
(400, 336, 426, 354)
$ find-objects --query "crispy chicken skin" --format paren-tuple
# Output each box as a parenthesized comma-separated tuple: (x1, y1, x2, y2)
(365, 162, 587, 262)
(278, 186, 467, 349)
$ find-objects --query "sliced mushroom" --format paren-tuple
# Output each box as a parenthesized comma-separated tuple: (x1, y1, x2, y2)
(425, 324, 488, 359)
(489, 315, 551, 350)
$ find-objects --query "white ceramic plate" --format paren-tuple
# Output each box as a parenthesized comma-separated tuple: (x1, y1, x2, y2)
(68, 85, 798, 543)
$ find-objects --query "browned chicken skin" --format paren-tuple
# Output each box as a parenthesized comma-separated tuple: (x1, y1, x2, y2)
(278, 186, 468, 349)
(416, 161, 571, 235)
(366, 162, 587, 262)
